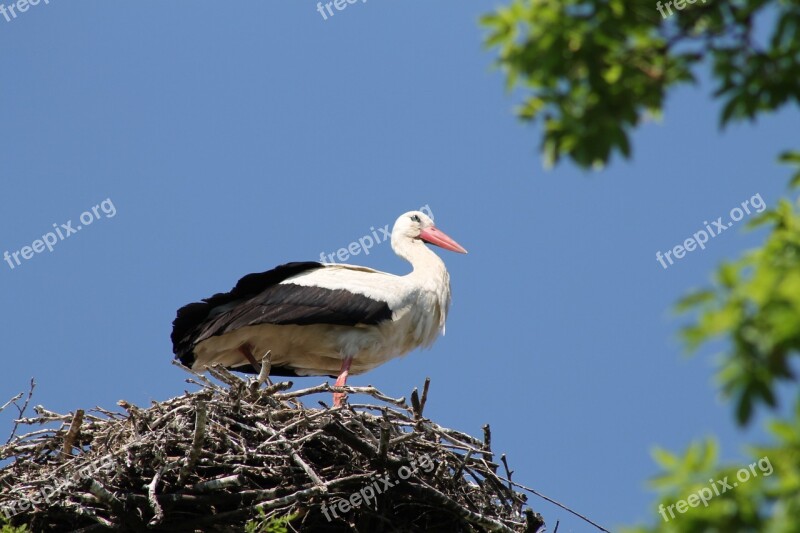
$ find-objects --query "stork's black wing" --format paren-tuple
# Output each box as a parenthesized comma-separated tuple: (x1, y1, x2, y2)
(171, 261, 393, 368)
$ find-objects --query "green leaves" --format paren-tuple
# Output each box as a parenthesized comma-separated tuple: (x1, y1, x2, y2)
(650, 440, 719, 491)
(481, 1, 800, 530)
(482, 0, 688, 168)
(627, 439, 784, 533)
(779, 151, 800, 189)
(634, 156, 800, 532)
(624, 405, 800, 533)
(483, 0, 800, 169)
(675, 193, 800, 426)
(244, 510, 299, 533)
(0, 519, 28, 533)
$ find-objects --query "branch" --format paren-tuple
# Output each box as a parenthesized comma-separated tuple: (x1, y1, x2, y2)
(177, 399, 207, 485)
(5, 378, 35, 445)
(62, 409, 85, 457)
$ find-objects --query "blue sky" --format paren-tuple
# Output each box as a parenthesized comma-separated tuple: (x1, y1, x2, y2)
(1, 1, 797, 531)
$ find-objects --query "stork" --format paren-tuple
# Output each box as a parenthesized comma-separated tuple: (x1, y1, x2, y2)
(171, 211, 467, 406)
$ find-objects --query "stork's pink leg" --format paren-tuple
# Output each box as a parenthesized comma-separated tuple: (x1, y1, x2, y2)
(333, 357, 353, 407)
(238, 344, 261, 373)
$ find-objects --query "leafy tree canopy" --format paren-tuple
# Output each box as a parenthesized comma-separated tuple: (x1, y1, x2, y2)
(482, 0, 800, 529)
(482, 0, 800, 168)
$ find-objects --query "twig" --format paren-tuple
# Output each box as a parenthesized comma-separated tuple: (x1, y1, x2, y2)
(419, 377, 430, 417)
(483, 424, 496, 468)
(405, 481, 516, 533)
(62, 409, 85, 457)
(6, 378, 35, 445)
(500, 477, 611, 533)
(206, 364, 245, 388)
(411, 388, 421, 417)
(321, 420, 378, 461)
(0, 392, 23, 415)
(453, 449, 474, 481)
(274, 383, 406, 407)
(178, 400, 207, 484)
(85, 479, 124, 517)
(501, 454, 514, 489)
(262, 381, 293, 396)
(254, 483, 326, 512)
(190, 474, 244, 493)
(378, 421, 390, 468)
(172, 359, 221, 391)
(255, 421, 326, 489)
(257, 350, 272, 385)
(147, 466, 165, 526)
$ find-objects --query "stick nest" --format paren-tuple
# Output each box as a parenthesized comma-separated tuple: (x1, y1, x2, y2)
(0, 367, 545, 532)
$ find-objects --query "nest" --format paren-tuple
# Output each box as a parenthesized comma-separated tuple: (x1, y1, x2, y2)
(0, 367, 546, 532)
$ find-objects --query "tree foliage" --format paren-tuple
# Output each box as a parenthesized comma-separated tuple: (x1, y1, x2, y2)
(625, 167, 800, 531)
(678, 189, 800, 426)
(482, 0, 800, 530)
(0, 519, 27, 533)
(482, 0, 800, 168)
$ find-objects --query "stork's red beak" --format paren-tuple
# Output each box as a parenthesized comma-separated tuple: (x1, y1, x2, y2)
(419, 227, 468, 254)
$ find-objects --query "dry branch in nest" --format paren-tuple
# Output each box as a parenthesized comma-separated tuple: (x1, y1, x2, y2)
(0, 367, 546, 532)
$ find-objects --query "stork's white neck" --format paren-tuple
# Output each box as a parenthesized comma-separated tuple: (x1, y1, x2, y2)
(392, 235, 446, 276)
(391, 234, 451, 332)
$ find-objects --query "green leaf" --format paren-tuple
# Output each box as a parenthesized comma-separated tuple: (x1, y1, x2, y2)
(652, 447, 679, 470)
(675, 290, 716, 313)
(778, 150, 800, 164)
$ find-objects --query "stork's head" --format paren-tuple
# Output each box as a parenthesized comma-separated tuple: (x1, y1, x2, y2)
(392, 211, 468, 254)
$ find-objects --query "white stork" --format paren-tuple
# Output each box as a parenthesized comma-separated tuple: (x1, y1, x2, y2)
(171, 211, 467, 406)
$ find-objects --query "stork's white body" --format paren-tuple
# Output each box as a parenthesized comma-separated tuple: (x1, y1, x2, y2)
(191, 261, 450, 376)
(172, 211, 466, 404)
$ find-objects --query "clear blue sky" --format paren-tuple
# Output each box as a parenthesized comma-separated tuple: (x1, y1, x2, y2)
(1, 2, 797, 531)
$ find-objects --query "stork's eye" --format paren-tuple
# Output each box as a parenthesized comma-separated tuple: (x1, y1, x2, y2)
(411, 215, 421, 223)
